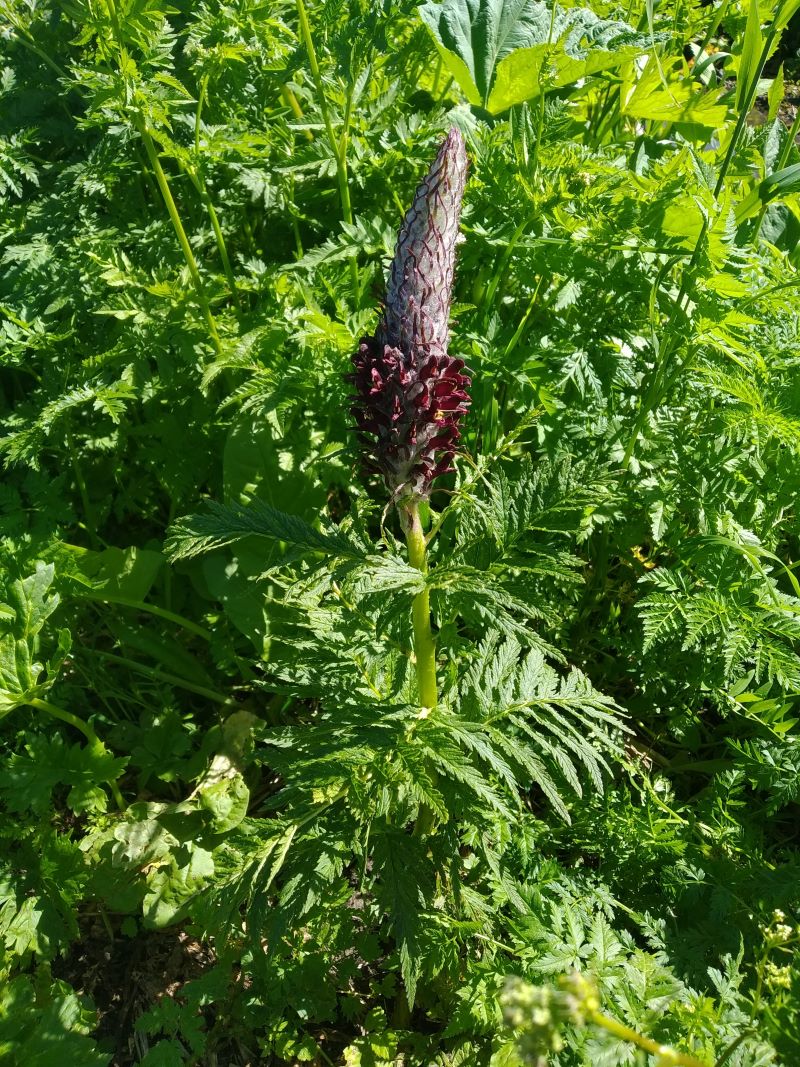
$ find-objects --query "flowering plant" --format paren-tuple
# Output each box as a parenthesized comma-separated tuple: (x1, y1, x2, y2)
(349, 127, 470, 715)
(350, 127, 470, 507)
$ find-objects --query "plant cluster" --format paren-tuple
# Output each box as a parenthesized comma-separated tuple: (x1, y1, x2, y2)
(1, 0, 799, 1064)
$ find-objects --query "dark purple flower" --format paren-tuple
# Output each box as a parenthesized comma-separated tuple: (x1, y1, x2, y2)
(350, 127, 470, 503)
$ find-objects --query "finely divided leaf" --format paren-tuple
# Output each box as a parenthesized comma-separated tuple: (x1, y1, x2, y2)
(166, 499, 368, 562)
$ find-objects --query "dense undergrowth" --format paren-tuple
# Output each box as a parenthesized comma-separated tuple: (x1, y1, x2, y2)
(1, 0, 800, 1063)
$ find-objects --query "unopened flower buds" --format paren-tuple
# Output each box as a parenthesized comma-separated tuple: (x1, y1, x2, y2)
(350, 128, 470, 503)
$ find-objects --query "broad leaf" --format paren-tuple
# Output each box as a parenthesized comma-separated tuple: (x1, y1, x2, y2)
(0, 563, 69, 715)
(489, 6, 650, 112)
(621, 55, 729, 129)
(419, 0, 648, 112)
(420, 0, 546, 105)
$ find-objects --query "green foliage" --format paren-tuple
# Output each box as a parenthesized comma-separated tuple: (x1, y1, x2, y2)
(0, 974, 110, 1066)
(0, 563, 69, 716)
(420, 0, 652, 112)
(1, 0, 799, 1062)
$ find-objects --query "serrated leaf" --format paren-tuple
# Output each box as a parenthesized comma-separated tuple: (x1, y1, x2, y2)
(420, 0, 648, 112)
(372, 831, 430, 1008)
(166, 499, 368, 562)
(0, 563, 66, 714)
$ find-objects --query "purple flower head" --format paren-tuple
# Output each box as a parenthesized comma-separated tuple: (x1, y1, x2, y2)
(350, 127, 470, 504)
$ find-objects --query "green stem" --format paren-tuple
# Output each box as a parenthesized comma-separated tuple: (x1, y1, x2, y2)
(481, 212, 537, 330)
(587, 84, 613, 145)
(28, 696, 98, 744)
(191, 75, 240, 305)
(621, 19, 782, 470)
(590, 1010, 707, 1067)
(529, 0, 558, 177)
(711, 17, 785, 200)
(754, 104, 800, 241)
(84, 592, 212, 640)
(294, 0, 331, 137)
(93, 650, 233, 705)
(206, 196, 238, 303)
(27, 697, 126, 810)
(698, 0, 729, 59)
(593, 85, 623, 146)
(289, 174, 304, 258)
(437, 75, 454, 102)
(107, 0, 223, 347)
(502, 278, 543, 363)
(136, 122, 223, 357)
(432, 54, 443, 96)
(295, 0, 359, 302)
(193, 73, 209, 158)
(6, 20, 69, 81)
(105, 0, 124, 44)
(402, 502, 438, 709)
(404, 499, 440, 840)
(531, 88, 549, 179)
(281, 82, 315, 141)
(190, 171, 241, 306)
(66, 427, 98, 548)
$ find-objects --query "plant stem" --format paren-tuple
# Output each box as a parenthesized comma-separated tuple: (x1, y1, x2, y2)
(27, 697, 126, 810)
(529, 0, 559, 177)
(403, 499, 440, 839)
(432, 54, 443, 96)
(84, 592, 212, 640)
(28, 696, 98, 744)
(288, 174, 304, 258)
(481, 211, 536, 329)
(197, 178, 240, 306)
(697, 0, 729, 59)
(753, 104, 800, 241)
(402, 502, 438, 709)
(105, 0, 222, 353)
(93, 650, 233, 705)
(589, 1009, 707, 1067)
(621, 16, 783, 470)
(280, 83, 315, 141)
(194, 74, 208, 157)
(295, 0, 359, 302)
(191, 75, 240, 305)
(66, 427, 98, 548)
(136, 121, 223, 358)
(6, 17, 69, 81)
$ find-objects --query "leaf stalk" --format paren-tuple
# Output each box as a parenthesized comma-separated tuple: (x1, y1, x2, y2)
(27, 697, 126, 811)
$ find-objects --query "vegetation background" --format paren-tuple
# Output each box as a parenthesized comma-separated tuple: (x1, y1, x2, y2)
(1, 0, 799, 1063)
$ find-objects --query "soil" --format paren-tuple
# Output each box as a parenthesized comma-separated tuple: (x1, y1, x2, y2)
(53, 920, 230, 1066)
(748, 80, 800, 132)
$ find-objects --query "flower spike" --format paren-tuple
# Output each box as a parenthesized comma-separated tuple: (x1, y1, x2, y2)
(349, 127, 470, 503)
